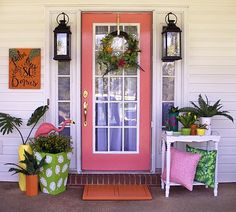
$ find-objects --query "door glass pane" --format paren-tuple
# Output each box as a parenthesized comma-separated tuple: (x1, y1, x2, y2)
(124, 77, 137, 101)
(95, 128, 108, 151)
(124, 128, 137, 151)
(124, 67, 137, 76)
(96, 103, 108, 126)
(110, 26, 123, 33)
(95, 77, 108, 100)
(124, 26, 138, 36)
(110, 128, 122, 151)
(110, 77, 123, 101)
(95, 26, 108, 50)
(109, 103, 122, 126)
(124, 103, 137, 126)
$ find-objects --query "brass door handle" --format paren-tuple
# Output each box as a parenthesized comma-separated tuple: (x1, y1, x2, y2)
(83, 102, 88, 127)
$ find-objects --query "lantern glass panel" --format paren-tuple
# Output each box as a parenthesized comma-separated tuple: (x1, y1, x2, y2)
(57, 33, 67, 55)
(162, 33, 167, 58)
(167, 32, 180, 57)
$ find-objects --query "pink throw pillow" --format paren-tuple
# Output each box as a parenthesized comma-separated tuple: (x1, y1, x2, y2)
(162, 147, 201, 191)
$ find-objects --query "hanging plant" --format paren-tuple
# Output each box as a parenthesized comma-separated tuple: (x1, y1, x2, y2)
(97, 31, 144, 76)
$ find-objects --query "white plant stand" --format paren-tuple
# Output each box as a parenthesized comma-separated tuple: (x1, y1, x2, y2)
(161, 132, 220, 197)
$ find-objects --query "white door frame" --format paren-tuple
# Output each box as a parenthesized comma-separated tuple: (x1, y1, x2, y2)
(45, 5, 188, 174)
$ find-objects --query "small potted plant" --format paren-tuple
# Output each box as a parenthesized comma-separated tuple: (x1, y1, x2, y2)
(179, 94, 234, 135)
(5, 150, 46, 197)
(164, 120, 173, 135)
(168, 106, 179, 132)
(177, 112, 197, 135)
(30, 133, 73, 195)
(197, 124, 207, 136)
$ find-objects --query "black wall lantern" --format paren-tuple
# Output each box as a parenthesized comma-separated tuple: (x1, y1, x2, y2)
(53, 12, 71, 61)
(162, 12, 182, 62)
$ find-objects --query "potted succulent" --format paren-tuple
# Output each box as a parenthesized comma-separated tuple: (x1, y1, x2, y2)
(30, 133, 73, 195)
(164, 120, 173, 135)
(0, 105, 48, 191)
(168, 106, 179, 132)
(5, 150, 46, 196)
(177, 112, 197, 135)
(197, 124, 207, 136)
(180, 94, 234, 135)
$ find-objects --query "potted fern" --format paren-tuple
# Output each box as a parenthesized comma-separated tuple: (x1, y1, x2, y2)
(177, 113, 197, 135)
(180, 94, 234, 135)
(5, 150, 46, 196)
(0, 105, 48, 191)
(30, 133, 72, 195)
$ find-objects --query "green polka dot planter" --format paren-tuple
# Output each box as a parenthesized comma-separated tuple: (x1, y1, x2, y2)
(35, 152, 72, 195)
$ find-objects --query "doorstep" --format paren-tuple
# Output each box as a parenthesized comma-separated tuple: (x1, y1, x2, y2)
(67, 173, 161, 186)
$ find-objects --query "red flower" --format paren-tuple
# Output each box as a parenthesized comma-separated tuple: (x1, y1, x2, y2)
(118, 58, 126, 67)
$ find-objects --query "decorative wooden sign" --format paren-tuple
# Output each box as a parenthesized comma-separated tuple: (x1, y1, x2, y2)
(9, 48, 41, 89)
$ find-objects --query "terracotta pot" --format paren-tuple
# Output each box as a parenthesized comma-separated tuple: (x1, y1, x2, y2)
(26, 175, 38, 197)
(190, 124, 197, 135)
(18, 144, 32, 191)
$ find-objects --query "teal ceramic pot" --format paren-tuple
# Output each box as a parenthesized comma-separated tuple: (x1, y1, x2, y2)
(168, 112, 179, 132)
(35, 152, 72, 195)
(181, 128, 191, 135)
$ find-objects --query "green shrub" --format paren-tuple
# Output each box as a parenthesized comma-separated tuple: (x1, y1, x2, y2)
(30, 133, 72, 154)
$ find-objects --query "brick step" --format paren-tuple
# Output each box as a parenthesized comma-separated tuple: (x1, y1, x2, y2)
(68, 173, 161, 186)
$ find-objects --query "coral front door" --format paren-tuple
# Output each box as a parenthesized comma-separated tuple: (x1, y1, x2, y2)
(81, 12, 152, 171)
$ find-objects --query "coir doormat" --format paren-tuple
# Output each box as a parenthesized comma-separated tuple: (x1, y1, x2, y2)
(82, 185, 152, 200)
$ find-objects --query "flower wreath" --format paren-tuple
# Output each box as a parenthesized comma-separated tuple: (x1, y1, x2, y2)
(97, 31, 144, 76)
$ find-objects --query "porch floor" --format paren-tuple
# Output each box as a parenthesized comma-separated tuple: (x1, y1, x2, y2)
(0, 182, 236, 212)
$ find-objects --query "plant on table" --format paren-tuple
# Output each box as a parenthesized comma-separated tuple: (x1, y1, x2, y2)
(179, 94, 233, 135)
(164, 120, 173, 135)
(168, 106, 180, 132)
(177, 112, 197, 135)
(196, 124, 207, 136)
(30, 133, 73, 195)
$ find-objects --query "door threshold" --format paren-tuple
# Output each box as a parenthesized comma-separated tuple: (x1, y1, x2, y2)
(67, 173, 161, 186)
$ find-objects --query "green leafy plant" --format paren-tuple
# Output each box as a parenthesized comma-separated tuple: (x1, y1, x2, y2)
(30, 133, 72, 154)
(180, 94, 234, 122)
(177, 112, 197, 128)
(0, 105, 48, 145)
(5, 150, 46, 175)
(168, 106, 179, 113)
(164, 120, 171, 131)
